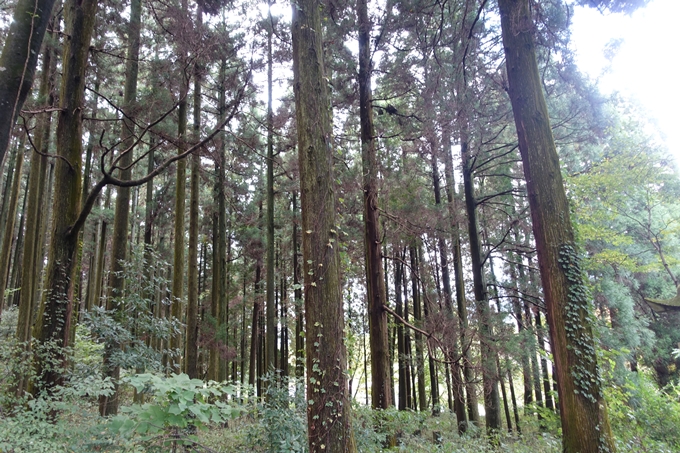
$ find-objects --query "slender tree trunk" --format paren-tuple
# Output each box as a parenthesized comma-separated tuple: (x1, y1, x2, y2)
(0, 0, 58, 163)
(17, 38, 53, 346)
(409, 245, 427, 412)
(170, 0, 189, 372)
(185, 7, 202, 378)
(249, 262, 262, 391)
(91, 190, 110, 309)
(10, 181, 28, 308)
(418, 245, 439, 415)
(293, 192, 304, 379)
(99, 0, 141, 414)
(498, 0, 615, 450)
(432, 134, 467, 431)
(0, 145, 19, 260)
(358, 0, 391, 411)
(395, 253, 407, 410)
(291, 0, 356, 447)
(460, 136, 501, 433)
(265, 0, 277, 379)
(442, 129, 479, 426)
(35, 0, 97, 397)
(0, 139, 25, 312)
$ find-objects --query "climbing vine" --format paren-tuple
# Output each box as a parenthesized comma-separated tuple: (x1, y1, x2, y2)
(558, 243, 603, 404)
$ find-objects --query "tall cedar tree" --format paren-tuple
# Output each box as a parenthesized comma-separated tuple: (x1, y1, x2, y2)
(170, 0, 190, 373)
(35, 0, 98, 396)
(185, 5, 203, 379)
(358, 0, 391, 410)
(266, 0, 277, 375)
(0, 0, 58, 164)
(99, 0, 141, 415)
(291, 0, 356, 449)
(498, 0, 616, 451)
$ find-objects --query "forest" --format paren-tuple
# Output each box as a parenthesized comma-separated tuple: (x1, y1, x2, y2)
(0, 0, 679, 450)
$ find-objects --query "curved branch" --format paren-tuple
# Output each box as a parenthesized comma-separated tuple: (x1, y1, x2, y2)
(67, 73, 249, 238)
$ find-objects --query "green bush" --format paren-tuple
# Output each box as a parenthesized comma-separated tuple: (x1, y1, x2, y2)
(245, 375, 308, 453)
(110, 373, 241, 452)
(606, 371, 680, 452)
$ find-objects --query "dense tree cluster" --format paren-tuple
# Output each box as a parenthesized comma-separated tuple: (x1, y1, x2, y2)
(0, 0, 678, 451)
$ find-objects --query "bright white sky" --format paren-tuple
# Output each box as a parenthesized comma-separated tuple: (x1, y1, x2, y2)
(570, 0, 680, 163)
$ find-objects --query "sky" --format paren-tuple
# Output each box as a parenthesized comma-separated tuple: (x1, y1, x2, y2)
(570, 0, 680, 163)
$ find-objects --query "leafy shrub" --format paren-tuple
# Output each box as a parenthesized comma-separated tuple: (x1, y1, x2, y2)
(246, 375, 308, 453)
(110, 373, 241, 452)
(606, 370, 680, 452)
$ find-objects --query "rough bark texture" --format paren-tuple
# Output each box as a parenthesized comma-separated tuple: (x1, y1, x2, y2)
(461, 139, 502, 433)
(498, 0, 615, 451)
(432, 136, 466, 430)
(0, 140, 25, 310)
(185, 9, 202, 378)
(17, 39, 53, 347)
(358, 0, 391, 411)
(409, 245, 427, 412)
(99, 0, 140, 415)
(293, 192, 304, 379)
(291, 0, 355, 449)
(265, 0, 278, 377)
(170, 58, 188, 375)
(35, 0, 97, 396)
(0, 0, 58, 164)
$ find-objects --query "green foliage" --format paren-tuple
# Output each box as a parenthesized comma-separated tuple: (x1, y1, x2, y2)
(0, 335, 113, 453)
(246, 375, 308, 453)
(109, 373, 241, 451)
(558, 243, 602, 402)
(605, 369, 680, 452)
(84, 246, 180, 373)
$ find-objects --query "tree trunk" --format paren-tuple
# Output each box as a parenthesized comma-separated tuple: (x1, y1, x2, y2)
(99, 0, 141, 415)
(35, 0, 98, 397)
(0, 138, 25, 312)
(293, 192, 304, 379)
(185, 7, 202, 379)
(170, 0, 189, 372)
(0, 0, 58, 164)
(291, 0, 355, 448)
(418, 245, 439, 415)
(0, 145, 19, 262)
(535, 309, 555, 411)
(395, 253, 407, 410)
(409, 245, 427, 412)
(460, 137, 501, 433)
(91, 190, 110, 309)
(265, 0, 277, 378)
(16, 37, 54, 348)
(358, 0, 391, 412)
(442, 128, 479, 426)
(432, 134, 467, 431)
(498, 0, 616, 450)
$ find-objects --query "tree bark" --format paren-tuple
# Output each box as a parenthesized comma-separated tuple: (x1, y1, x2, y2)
(265, 0, 278, 379)
(291, 0, 355, 448)
(293, 191, 304, 379)
(35, 0, 98, 397)
(170, 0, 189, 372)
(99, 0, 141, 415)
(409, 245, 427, 412)
(460, 137, 502, 433)
(17, 38, 53, 348)
(185, 6, 202, 379)
(358, 0, 391, 412)
(498, 0, 615, 450)
(0, 138, 25, 312)
(0, 0, 59, 164)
